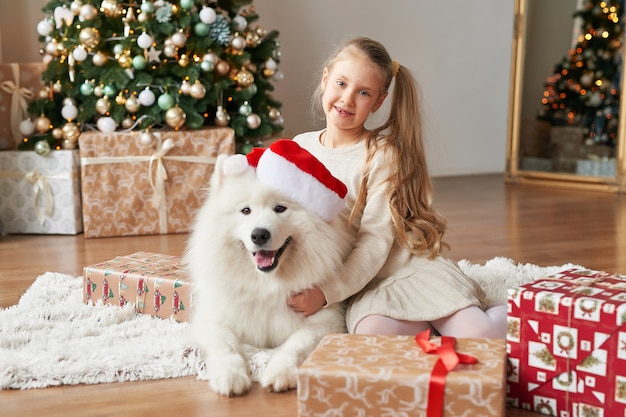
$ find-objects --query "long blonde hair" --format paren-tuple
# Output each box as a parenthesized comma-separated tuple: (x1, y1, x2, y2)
(314, 37, 449, 259)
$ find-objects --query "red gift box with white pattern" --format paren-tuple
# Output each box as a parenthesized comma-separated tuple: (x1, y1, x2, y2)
(83, 252, 191, 322)
(506, 268, 626, 415)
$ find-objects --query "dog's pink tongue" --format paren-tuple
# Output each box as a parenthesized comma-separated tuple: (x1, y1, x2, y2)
(255, 250, 276, 268)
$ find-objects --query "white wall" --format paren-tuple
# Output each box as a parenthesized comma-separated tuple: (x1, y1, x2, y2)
(0, 0, 515, 177)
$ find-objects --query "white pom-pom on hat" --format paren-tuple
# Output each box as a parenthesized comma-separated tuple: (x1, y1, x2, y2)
(222, 154, 250, 176)
(246, 140, 347, 222)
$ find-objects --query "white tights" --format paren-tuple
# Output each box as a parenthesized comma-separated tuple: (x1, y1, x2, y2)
(353, 304, 508, 339)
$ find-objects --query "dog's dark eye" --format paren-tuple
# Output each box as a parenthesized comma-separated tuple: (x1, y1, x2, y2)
(241, 207, 251, 215)
(274, 205, 287, 213)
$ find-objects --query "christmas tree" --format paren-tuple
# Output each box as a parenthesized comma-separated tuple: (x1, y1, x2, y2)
(19, 0, 284, 155)
(537, 0, 622, 147)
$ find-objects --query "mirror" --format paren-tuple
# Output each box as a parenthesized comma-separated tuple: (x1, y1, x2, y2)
(506, 0, 626, 192)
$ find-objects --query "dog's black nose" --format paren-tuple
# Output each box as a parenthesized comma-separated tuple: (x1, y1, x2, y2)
(251, 228, 270, 245)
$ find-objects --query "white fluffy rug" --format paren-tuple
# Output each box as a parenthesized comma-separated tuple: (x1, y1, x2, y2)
(0, 257, 580, 390)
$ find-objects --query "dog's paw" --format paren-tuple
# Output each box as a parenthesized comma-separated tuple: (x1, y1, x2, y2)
(260, 352, 298, 392)
(209, 353, 251, 396)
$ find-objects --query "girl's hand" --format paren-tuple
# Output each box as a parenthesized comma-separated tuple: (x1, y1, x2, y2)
(288, 286, 327, 317)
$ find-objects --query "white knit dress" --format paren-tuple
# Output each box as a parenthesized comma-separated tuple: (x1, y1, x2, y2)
(294, 131, 486, 333)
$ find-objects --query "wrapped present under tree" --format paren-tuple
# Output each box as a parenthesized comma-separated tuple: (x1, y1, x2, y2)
(507, 268, 626, 415)
(79, 127, 234, 238)
(83, 252, 191, 322)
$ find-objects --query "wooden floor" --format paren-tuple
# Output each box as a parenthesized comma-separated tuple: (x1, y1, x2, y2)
(1, 173, 625, 417)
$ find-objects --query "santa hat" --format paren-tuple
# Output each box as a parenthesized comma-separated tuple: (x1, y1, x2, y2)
(246, 140, 347, 222)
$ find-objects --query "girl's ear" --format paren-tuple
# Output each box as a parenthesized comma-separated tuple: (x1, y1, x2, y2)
(320, 67, 329, 91)
(372, 92, 388, 113)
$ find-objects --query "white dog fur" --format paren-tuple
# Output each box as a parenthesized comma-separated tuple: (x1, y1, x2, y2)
(186, 154, 353, 396)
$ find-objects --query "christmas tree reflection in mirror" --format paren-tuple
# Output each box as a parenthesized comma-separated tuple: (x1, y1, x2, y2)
(506, 0, 626, 192)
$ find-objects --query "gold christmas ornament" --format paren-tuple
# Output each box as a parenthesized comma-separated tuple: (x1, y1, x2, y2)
(246, 113, 261, 129)
(79, 27, 100, 49)
(235, 68, 254, 88)
(118, 53, 132, 68)
(216, 60, 230, 75)
(62, 122, 80, 142)
(180, 80, 191, 95)
(52, 127, 64, 140)
(165, 105, 186, 129)
(125, 96, 140, 113)
(263, 68, 275, 78)
(115, 93, 127, 106)
(100, 0, 122, 17)
(95, 97, 111, 115)
(268, 107, 281, 121)
(35, 115, 52, 133)
(61, 138, 78, 150)
(92, 51, 108, 66)
(189, 81, 206, 99)
(178, 54, 190, 67)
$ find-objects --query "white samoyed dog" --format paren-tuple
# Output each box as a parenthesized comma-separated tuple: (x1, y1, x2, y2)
(186, 140, 353, 396)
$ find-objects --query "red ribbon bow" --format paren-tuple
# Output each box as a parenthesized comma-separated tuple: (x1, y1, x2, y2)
(415, 330, 478, 417)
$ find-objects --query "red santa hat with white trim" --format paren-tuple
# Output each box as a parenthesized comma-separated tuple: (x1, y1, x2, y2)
(246, 139, 347, 222)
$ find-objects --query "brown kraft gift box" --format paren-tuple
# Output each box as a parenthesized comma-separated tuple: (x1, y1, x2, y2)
(79, 127, 234, 237)
(297, 333, 506, 417)
(83, 251, 191, 322)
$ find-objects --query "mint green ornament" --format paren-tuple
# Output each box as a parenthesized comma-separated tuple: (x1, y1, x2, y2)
(180, 0, 194, 9)
(80, 82, 94, 96)
(157, 93, 175, 110)
(132, 55, 147, 70)
(194, 22, 210, 37)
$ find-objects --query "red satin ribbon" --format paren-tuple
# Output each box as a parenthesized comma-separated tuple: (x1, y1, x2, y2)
(415, 330, 478, 417)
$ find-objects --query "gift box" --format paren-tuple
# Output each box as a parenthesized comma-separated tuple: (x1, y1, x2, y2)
(0, 63, 46, 150)
(507, 268, 626, 415)
(0, 149, 82, 234)
(297, 333, 506, 417)
(576, 157, 616, 178)
(83, 251, 191, 322)
(79, 127, 234, 238)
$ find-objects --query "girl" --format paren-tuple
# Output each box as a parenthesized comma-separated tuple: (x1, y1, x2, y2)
(288, 37, 507, 338)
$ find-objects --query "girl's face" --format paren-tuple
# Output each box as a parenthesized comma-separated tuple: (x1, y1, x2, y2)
(321, 52, 388, 134)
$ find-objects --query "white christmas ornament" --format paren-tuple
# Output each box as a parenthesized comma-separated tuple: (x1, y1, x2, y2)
(199, 7, 217, 24)
(79, 4, 98, 21)
(138, 88, 156, 106)
(37, 19, 54, 37)
(137, 32, 153, 49)
(265, 58, 277, 71)
(61, 104, 79, 121)
(97, 117, 117, 132)
(231, 36, 246, 51)
(171, 32, 187, 48)
(233, 16, 247, 31)
(72, 46, 88, 62)
(19, 119, 36, 136)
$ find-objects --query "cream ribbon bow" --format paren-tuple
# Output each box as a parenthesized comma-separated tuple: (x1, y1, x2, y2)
(0, 64, 35, 142)
(24, 170, 55, 226)
(148, 137, 176, 233)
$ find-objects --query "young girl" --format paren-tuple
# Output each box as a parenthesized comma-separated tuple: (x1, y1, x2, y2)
(287, 37, 507, 338)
